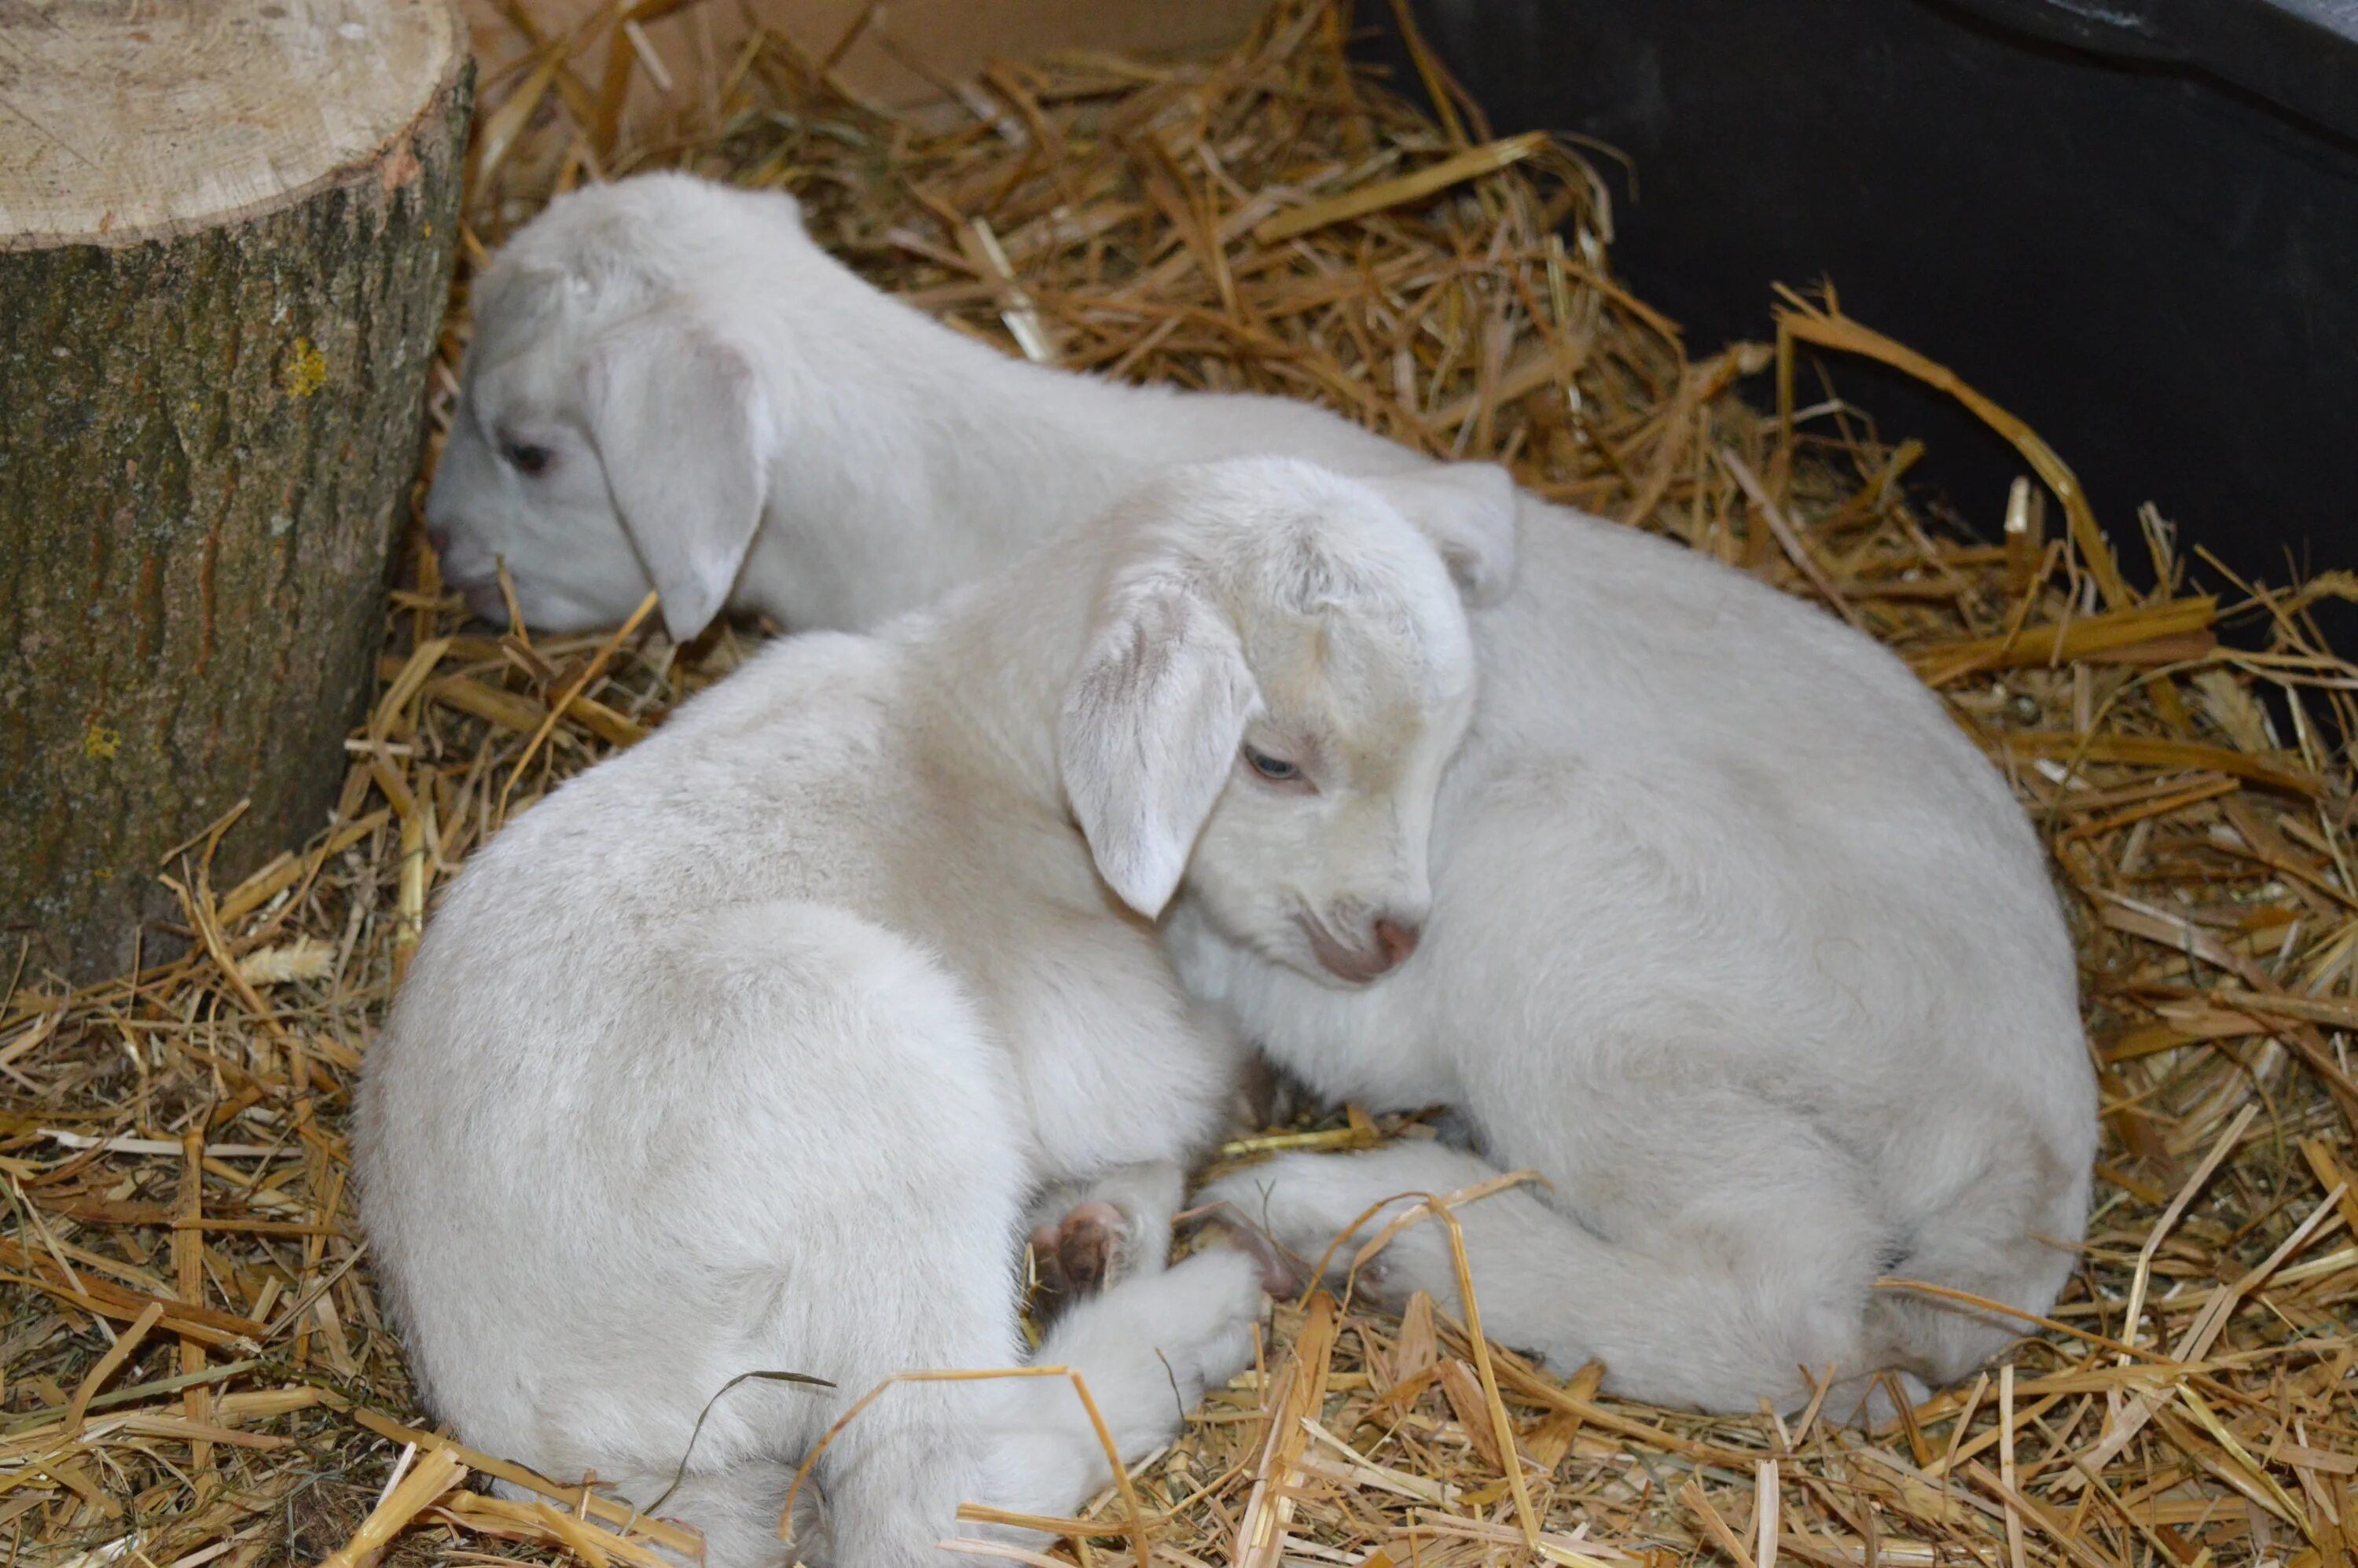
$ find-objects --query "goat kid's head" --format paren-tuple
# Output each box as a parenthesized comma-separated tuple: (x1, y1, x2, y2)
(1060, 456, 1514, 987)
(425, 173, 809, 642)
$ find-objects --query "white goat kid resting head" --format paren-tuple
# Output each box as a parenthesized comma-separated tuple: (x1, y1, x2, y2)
(430, 171, 1515, 647)
(427, 174, 796, 640)
(1061, 459, 1511, 987)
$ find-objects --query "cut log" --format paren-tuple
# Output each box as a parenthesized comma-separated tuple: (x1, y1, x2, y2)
(0, 2, 471, 980)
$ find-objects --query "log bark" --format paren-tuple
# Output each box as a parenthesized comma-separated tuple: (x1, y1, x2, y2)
(0, 2, 471, 980)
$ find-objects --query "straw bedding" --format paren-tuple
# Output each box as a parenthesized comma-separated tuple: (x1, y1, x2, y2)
(6, 2, 2355, 1563)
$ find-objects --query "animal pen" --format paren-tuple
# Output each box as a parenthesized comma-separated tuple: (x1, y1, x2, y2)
(2, 2, 2355, 1566)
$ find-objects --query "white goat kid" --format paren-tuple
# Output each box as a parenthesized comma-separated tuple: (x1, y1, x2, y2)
(358, 455, 1508, 1568)
(425, 172, 2098, 1418)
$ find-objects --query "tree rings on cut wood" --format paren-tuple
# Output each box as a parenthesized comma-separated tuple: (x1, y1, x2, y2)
(0, 2, 472, 979)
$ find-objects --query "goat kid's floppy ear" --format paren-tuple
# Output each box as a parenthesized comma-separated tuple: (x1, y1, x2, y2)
(584, 318, 770, 642)
(1372, 461, 1520, 608)
(1060, 573, 1262, 920)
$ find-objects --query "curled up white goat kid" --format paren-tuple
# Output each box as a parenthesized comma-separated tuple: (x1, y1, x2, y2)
(355, 455, 1511, 1568)
(424, 172, 2099, 1419)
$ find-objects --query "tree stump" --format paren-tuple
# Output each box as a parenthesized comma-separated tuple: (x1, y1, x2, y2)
(0, 2, 470, 980)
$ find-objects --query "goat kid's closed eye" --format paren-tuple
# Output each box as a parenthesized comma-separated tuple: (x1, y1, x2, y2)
(1241, 743, 1311, 791)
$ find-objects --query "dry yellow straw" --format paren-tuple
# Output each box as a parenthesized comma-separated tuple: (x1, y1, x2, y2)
(1256, 132, 1549, 243)
(316, 1443, 467, 1568)
(59, 1301, 163, 1441)
(1273, 1167, 1545, 1550)
(350, 1407, 704, 1556)
(1774, 288, 2130, 612)
(498, 588, 660, 821)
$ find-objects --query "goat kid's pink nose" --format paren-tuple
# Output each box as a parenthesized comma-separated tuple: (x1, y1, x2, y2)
(1373, 916, 1421, 968)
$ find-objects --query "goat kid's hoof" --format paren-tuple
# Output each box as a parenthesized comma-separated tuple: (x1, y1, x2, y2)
(1030, 1199, 1129, 1309)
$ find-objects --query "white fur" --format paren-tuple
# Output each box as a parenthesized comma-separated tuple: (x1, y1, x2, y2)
(428, 173, 2098, 1416)
(358, 457, 1489, 1566)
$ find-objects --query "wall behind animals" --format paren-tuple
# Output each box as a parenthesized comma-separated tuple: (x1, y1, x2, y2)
(1360, 0, 2358, 641)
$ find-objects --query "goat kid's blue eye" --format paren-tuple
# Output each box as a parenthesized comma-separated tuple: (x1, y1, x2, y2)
(1244, 747, 1299, 781)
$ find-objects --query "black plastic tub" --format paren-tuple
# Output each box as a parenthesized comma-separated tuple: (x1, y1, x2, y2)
(1361, 1, 2358, 625)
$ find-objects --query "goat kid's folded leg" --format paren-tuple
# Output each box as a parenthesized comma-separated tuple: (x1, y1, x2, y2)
(1199, 1140, 1895, 1418)
(975, 1246, 1264, 1531)
(757, 1248, 1258, 1568)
